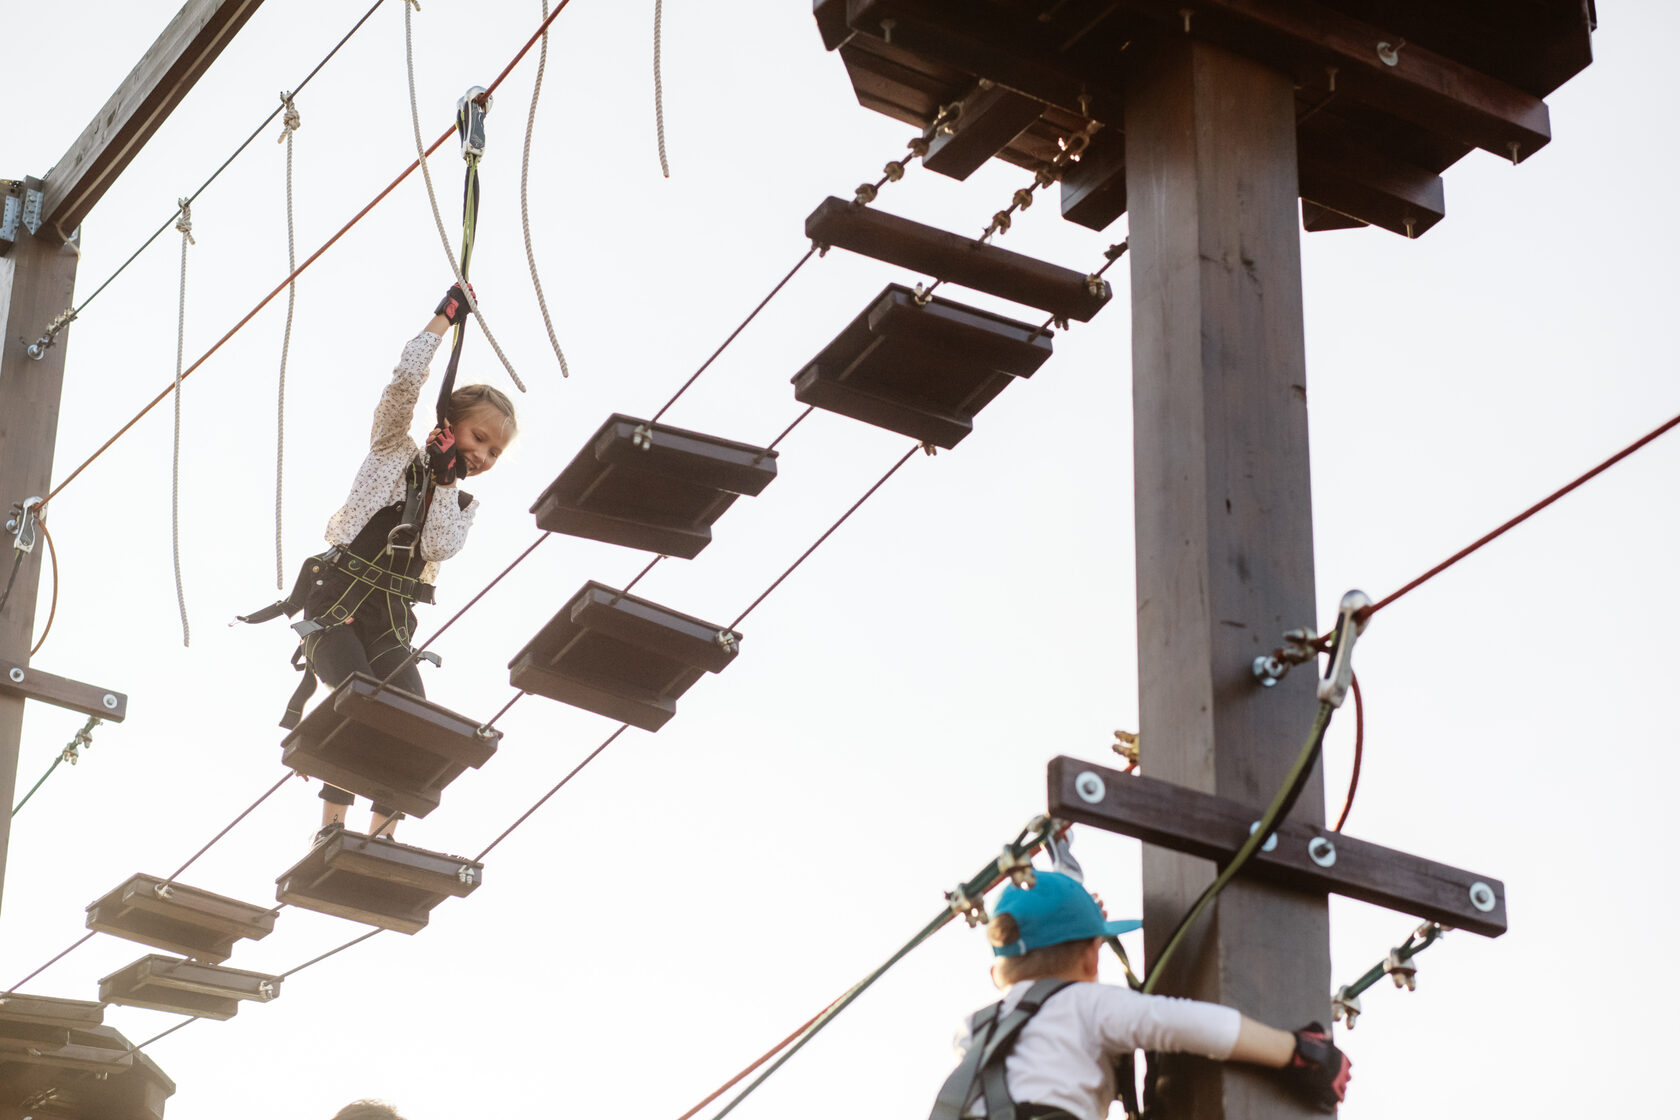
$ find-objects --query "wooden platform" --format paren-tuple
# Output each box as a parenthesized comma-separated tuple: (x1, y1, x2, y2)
(275, 829, 483, 934)
(85, 873, 276, 963)
(98, 955, 279, 1020)
(0, 1030, 173, 1120)
(816, 0, 1595, 236)
(792, 283, 1051, 448)
(280, 673, 501, 818)
(532, 414, 779, 558)
(0, 1024, 133, 1075)
(0, 993, 104, 1030)
(806, 197, 1110, 321)
(510, 582, 740, 732)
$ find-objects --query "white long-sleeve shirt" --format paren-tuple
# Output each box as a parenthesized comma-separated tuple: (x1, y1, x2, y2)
(952, 982, 1241, 1120)
(322, 331, 477, 584)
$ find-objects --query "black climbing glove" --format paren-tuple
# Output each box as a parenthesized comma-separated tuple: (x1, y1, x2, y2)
(435, 282, 477, 327)
(1283, 1023, 1351, 1112)
(427, 424, 465, 485)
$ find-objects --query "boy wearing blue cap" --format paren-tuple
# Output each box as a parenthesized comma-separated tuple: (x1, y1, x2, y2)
(931, 871, 1350, 1120)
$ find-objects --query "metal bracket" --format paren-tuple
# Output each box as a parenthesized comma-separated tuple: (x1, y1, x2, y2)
(0, 181, 22, 251)
(20, 179, 44, 235)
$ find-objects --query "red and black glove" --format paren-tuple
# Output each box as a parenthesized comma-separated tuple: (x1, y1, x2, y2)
(427, 424, 465, 485)
(435, 282, 477, 326)
(1284, 1023, 1351, 1112)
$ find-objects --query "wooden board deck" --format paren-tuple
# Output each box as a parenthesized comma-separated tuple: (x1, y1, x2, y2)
(97, 955, 279, 1020)
(85, 873, 276, 963)
(275, 829, 482, 934)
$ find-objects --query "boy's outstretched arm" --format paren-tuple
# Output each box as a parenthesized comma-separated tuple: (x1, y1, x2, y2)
(1229, 1017, 1351, 1112)
(1228, 1017, 1296, 1067)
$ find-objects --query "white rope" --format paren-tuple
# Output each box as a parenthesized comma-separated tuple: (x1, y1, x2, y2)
(653, 0, 669, 177)
(275, 92, 301, 589)
(172, 199, 194, 647)
(521, 0, 570, 377)
(402, 0, 527, 392)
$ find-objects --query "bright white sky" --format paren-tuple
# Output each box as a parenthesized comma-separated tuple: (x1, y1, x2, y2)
(3, 2, 1677, 1118)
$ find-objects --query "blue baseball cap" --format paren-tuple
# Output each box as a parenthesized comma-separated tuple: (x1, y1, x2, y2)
(991, 871, 1142, 957)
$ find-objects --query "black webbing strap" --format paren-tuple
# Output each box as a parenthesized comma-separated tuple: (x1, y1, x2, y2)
(929, 979, 1077, 1120)
(434, 150, 480, 432)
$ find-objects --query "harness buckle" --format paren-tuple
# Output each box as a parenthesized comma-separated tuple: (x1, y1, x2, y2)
(384, 523, 419, 562)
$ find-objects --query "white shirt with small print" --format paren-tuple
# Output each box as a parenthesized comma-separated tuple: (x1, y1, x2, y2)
(952, 981, 1241, 1120)
(322, 330, 476, 585)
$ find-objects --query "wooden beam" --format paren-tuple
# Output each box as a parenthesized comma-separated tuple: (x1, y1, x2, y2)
(1120, 0, 1551, 162)
(1048, 757, 1508, 936)
(0, 660, 127, 723)
(40, 0, 266, 242)
(1298, 118, 1446, 238)
(923, 81, 1045, 181)
(806, 197, 1111, 320)
(1126, 36, 1325, 1119)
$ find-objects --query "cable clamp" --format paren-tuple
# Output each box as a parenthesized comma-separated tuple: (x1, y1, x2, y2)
(854, 181, 879, 205)
(154, 882, 175, 901)
(456, 86, 492, 161)
(1111, 729, 1139, 767)
(996, 845, 1037, 888)
(714, 629, 738, 653)
(1317, 589, 1372, 708)
(1252, 626, 1320, 687)
(1332, 985, 1363, 1029)
(946, 885, 987, 927)
(26, 309, 77, 361)
(632, 423, 654, 451)
(1382, 948, 1417, 991)
(6, 498, 42, 555)
(458, 864, 479, 885)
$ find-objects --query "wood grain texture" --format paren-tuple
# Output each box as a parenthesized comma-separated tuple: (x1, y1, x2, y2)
(0, 659, 127, 722)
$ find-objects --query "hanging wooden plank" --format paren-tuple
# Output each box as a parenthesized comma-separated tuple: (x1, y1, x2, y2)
(275, 829, 482, 934)
(806, 198, 1111, 321)
(0, 993, 104, 1031)
(532, 415, 778, 558)
(85, 873, 276, 963)
(98, 955, 279, 1020)
(510, 582, 740, 732)
(0, 1031, 173, 1120)
(922, 81, 1046, 180)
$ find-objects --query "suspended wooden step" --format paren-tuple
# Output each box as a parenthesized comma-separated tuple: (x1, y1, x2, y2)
(806, 197, 1110, 322)
(792, 283, 1052, 448)
(509, 581, 740, 732)
(280, 672, 501, 819)
(0, 993, 104, 1031)
(98, 955, 279, 1020)
(0, 1033, 173, 1120)
(275, 828, 483, 934)
(532, 414, 779, 558)
(0, 1024, 134, 1075)
(85, 873, 276, 964)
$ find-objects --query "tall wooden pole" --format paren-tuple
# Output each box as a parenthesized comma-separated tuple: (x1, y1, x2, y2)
(0, 221, 79, 916)
(1127, 35, 1328, 1119)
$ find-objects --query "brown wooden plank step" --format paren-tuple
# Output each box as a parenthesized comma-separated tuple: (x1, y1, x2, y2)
(275, 829, 482, 934)
(806, 197, 1110, 321)
(98, 955, 279, 1020)
(0, 1025, 133, 1075)
(0, 994, 104, 1030)
(510, 582, 740, 732)
(792, 283, 1051, 448)
(280, 673, 501, 819)
(532, 414, 778, 558)
(0, 1031, 172, 1119)
(84, 873, 276, 963)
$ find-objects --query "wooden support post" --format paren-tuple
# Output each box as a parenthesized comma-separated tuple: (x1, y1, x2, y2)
(1126, 35, 1323, 1120)
(0, 220, 79, 916)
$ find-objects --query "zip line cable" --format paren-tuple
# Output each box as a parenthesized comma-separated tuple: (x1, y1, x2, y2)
(1363, 407, 1680, 619)
(27, 0, 386, 352)
(10, 717, 102, 818)
(39, 0, 576, 513)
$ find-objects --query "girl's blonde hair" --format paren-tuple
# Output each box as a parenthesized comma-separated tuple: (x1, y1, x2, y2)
(986, 912, 1095, 985)
(447, 383, 518, 439)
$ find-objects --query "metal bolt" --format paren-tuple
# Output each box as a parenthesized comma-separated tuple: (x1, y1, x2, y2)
(1075, 770, 1106, 804)
(154, 883, 175, 901)
(1253, 654, 1287, 686)
(878, 16, 896, 43)
(1468, 881, 1497, 913)
(258, 981, 276, 1000)
(458, 865, 479, 885)
(8, 668, 22, 684)
(1308, 836, 1337, 867)
(102, 693, 118, 710)
(715, 630, 738, 653)
(632, 423, 654, 451)
(1248, 821, 1278, 852)
(1376, 40, 1401, 66)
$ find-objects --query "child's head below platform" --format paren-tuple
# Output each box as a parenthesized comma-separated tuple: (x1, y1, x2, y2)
(986, 870, 1141, 986)
(444, 383, 517, 476)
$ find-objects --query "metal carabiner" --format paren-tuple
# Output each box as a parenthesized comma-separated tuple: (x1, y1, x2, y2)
(456, 86, 491, 160)
(1317, 590, 1373, 708)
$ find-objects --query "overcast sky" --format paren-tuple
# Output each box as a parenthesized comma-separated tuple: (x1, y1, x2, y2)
(3, 2, 1677, 1119)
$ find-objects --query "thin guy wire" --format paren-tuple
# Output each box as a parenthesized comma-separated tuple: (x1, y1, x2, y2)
(522, 0, 571, 377)
(674, 1003, 836, 1120)
(650, 248, 816, 423)
(484, 689, 526, 730)
(166, 772, 294, 883)
(653, 0, 670, 177)
(275, 93, 302, 589)
(171, 202, 194, 647)
(474, 724, 629, 861)
(10, 717, 99, 817)
(1364, 408, 1680, 618)
(764, 406, 814, 454)
(11, 755, 65, 817)
(7, 933, 95, 993)
(52, 0, 386, 331)
(730, 443, 919, 630)
(404, 0, 527, 392)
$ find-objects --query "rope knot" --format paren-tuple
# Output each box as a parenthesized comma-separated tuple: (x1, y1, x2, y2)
(175, 199, 195, 245)
(278, 92, 302, 141)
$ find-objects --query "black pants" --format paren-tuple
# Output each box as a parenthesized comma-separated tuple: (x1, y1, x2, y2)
(303, 585, 425, 818)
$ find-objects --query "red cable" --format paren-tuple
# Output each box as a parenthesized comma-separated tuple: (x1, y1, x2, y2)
(1364, 409, 1680, 619)
(1332, 672, 1362, 833)
(673, 1002, 836, 1120)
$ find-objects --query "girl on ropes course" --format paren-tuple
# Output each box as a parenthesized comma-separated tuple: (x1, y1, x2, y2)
(239, 283, 515, 844)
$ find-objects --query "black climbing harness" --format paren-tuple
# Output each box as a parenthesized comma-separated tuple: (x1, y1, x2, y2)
(929, 979, 1078, 1120)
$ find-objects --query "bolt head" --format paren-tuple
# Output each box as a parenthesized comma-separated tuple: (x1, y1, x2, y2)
(103, 693, 118, 709)
(1074, 770, 1106, 804)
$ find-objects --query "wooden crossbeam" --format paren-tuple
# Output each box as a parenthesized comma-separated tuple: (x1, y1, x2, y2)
(1047, 757, 1508, 937)
(1298, 119, 1446, 238)
(806, 197, 1111, 320)
(0, 660, 127, 722)
(40, 0, 266, 242)
(923, 81, 1046, 181)
(1118, 0, 1551, 162)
